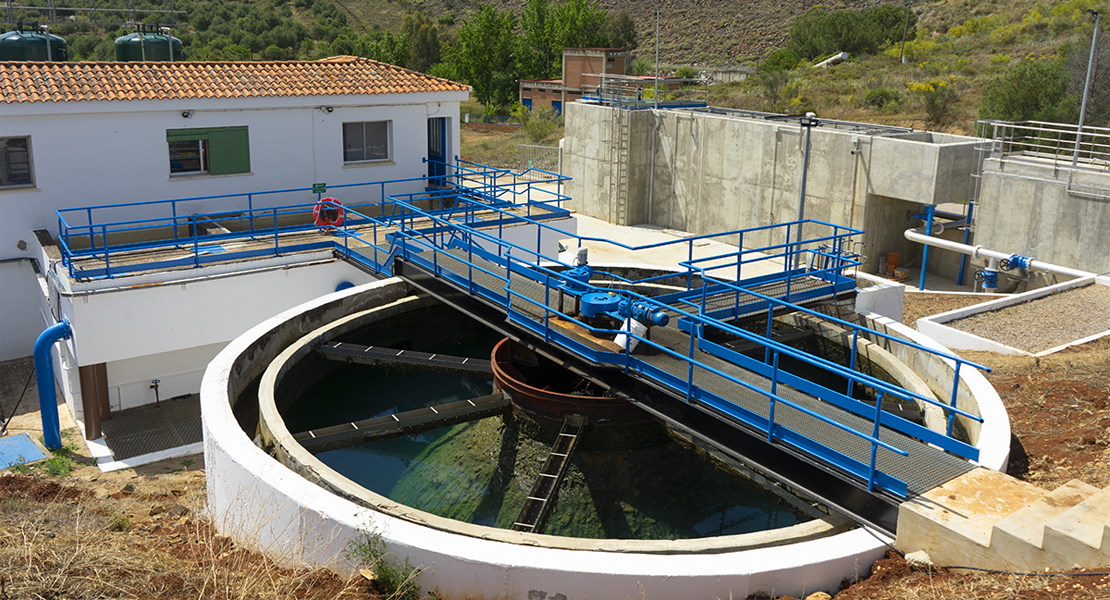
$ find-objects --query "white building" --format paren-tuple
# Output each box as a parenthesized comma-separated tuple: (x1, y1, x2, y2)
(0, 56, 469, 434)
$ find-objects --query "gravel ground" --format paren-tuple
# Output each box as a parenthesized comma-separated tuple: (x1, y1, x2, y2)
(946, 284, 1110, 353)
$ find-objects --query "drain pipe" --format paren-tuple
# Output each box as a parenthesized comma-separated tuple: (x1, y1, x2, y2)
(34, 318, 72, 450)
(904, 226, 1096, 290)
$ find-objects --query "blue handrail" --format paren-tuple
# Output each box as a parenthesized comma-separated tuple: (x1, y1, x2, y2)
(388, 227, 914, 495)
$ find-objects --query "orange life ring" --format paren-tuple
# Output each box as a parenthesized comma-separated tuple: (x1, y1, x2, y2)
(313, 197, 345, 227)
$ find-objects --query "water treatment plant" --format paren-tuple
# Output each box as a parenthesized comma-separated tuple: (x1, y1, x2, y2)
(3, 56, 1109, 599)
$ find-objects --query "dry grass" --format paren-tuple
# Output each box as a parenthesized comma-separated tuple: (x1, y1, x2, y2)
(0, 472, 370, 599)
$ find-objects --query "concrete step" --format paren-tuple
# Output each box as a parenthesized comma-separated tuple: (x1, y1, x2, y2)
(988, 479, 1100, 572)
(1042, 485, 1110, 569)
(897, 468, 1045, 568)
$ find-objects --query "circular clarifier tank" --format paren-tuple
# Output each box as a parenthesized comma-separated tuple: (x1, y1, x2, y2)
(203, 274, 1011, 599)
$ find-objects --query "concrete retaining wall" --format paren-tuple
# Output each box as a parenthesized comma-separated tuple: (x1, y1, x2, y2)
(975, 159, 1110, 277)
(563, 103, 980, 278)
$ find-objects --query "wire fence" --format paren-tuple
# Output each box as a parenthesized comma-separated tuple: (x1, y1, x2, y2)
(518, 144, 561, 180)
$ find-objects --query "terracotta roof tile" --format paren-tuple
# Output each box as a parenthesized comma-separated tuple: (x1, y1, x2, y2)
(1, 56, 469, 104)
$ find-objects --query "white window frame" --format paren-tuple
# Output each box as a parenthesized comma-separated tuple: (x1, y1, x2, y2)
(343, 120, 392, 164)
(1, 136, 35, 188)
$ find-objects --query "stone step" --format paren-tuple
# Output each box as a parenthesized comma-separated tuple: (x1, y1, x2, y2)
(896, 468, 1045, 568)
(1042, 486, 1110, 569)
(988, 479, 1100, 572)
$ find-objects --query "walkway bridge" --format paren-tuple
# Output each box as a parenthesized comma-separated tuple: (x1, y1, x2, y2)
(55, 159, 988, 535)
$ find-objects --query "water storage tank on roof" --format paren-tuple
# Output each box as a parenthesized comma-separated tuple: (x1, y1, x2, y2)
(0, 26, 68, 61)
(115, 29, 184, 62)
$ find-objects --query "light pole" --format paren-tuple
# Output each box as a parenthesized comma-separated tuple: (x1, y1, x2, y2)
(40, 24, 51, 61)
(1074, 9, 1101, 167)
(898, 1, 913, 64)
(654, 10, 660, 111)
(161, 26, 173, 62)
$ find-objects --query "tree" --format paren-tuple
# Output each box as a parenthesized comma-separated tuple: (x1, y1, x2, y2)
(602, 11, 637, 52)
(403, 12, 441, 73)
(357, 30, 410, 67)
(788, 7, 864, 60)
(980, 55, 1078, 123)
(517, 0, 558, 79)
(1067, 34, 1110, 127)
(451, 5, 518, 109)
(547, 0, 610, 75)
(787, 5, 915, 60)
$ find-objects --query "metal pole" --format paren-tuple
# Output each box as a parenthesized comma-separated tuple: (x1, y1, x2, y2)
(41, 24, 52, 61)
(162, 26, 173, 62)
(654, 10, 660, 111)
(1074, 10, 1101, 167)
(898, 1, 912, 64)
(795, 114, 817, 268)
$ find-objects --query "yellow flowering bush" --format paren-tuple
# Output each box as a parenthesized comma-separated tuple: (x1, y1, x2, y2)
(907, 76, 959, 125)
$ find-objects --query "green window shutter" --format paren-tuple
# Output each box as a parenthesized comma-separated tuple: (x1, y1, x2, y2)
(207, 127, 250, 175)
(167, 128, 209, 142)
(166, 127, 250, 175)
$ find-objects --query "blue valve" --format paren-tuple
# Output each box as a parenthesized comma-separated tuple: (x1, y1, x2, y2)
(975, 269, 999, 291)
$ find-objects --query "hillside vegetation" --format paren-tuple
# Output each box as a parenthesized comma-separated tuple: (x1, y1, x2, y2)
(5, 0, 1106, 134)
(713, 0, 1109, 134)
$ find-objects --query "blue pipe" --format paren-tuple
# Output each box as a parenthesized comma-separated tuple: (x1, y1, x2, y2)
(918, 205, 935, 291)
(34, 318, 72, 450)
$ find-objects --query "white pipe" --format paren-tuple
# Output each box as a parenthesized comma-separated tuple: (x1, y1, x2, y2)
(904, 226, 1095, 280)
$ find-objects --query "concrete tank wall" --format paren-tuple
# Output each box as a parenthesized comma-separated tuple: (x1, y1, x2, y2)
(974, 158, 1110, 276)
(563, 103, 981, 276)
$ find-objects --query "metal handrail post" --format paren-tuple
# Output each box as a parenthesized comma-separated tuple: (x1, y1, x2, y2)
(101, 224, 110, 276)
(767, 351, 780, 444)
(868, 391, 885, 492)
(947, 362, 963, 436)
(847, 329, 859, 399)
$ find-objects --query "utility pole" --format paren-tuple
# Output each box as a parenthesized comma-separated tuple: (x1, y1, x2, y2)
(898, 1, 912, 64)
(1074, 9, 1101, 167)
(654, 10, 660, 111)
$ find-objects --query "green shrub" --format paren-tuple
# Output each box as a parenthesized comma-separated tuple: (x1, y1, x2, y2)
(979, 54, 1078, 123)
(675, 65, 698, 79)
(42, 455, 75, 477)
(346, 527, 423, 600)
(908, 76, 960, 125)
(761, 48, 799, 72)
(107, 509, 132, 532)
(883, 38, 941, 62)
(863, 86, 900, 108)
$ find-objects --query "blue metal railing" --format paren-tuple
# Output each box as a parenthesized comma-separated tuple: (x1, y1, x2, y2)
(54, 158, 570, 279)
(54, 157, 989, 498)
(368, 198, 990, 498)
(385, 223, 915, 495)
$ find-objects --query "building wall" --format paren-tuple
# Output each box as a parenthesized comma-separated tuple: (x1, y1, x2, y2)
(1, 92, 463, 359)
(0, 259, 45, 360)
(54, 257, 376, 420)
(0, 93, 462, 259)
(563, 102, 982, 275)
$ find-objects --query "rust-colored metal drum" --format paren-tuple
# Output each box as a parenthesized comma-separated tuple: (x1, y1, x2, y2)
(491, 338, 647, 423)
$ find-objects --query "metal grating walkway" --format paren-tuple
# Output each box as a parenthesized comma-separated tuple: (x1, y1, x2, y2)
(419, 249, 973, 500)
(100, 394, 202, 461)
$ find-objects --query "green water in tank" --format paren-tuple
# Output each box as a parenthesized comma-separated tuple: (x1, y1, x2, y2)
(290, 360, 805, 540)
